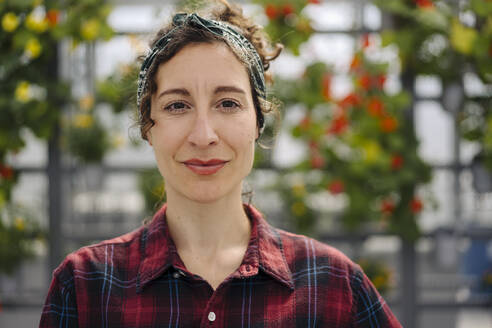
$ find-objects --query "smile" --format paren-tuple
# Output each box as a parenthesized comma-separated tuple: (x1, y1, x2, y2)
(182, 158, 229, 175)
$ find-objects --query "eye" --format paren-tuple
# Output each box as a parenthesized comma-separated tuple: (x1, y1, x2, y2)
(164, 101, 190, 113)
(217, 99, 241, 112)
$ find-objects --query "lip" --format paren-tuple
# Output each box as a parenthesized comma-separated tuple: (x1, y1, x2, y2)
(182, 158, 229, 175)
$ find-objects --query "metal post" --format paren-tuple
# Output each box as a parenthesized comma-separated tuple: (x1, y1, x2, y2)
(47, 124, 63, 275)
(400, 70, 418, 328)
(401, 239, 417, 328)
(47, 43, 64, 278)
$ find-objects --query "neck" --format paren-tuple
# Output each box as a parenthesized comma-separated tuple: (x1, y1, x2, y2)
(164, 188, 251, 257)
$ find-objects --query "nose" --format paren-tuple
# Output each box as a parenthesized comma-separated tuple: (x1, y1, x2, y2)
(187, 112, 219, 147)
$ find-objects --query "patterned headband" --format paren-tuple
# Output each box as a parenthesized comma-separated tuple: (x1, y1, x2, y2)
(137, 13, 266, 131)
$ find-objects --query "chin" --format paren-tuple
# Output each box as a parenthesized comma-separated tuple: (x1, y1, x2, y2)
(179, 183, 233, 204)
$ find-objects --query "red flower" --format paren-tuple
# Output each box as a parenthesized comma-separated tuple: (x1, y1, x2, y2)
(265, 4, 278, 20)
(309, 140, 319, 150)
(339, 92, 361, 108)
(361, 33, 370, 49)
(0, 164, 13, 180)
(46, 9, 60, 26)
(308, 0, 321, 4)
(328, 180, 344, 194)
(0, 164, 14, 180)
(327, 115, 348, 135)
(380, 116, 398, 133)
(321, 73, 331, 101)
(310, 153, 325, 169)
(415, 0, 434, 9)
(350, 55, 361, 71)
(374, 74, 387, 89)
(300, 116, 311, 130)
(282, 4, 295, 16)
(358, 74, 371, 90)
(410, 197, 423, 213)
(391, 155, 404, 170)
(367, 97, 385, 117)
(381, 199, 395, 214)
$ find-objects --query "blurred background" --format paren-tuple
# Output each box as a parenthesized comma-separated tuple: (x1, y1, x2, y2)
(0, 0, 491, 327)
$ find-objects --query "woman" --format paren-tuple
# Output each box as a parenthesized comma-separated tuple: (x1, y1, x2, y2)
(40, 1, 402, 327)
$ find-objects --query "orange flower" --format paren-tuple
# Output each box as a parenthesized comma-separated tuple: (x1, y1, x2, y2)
(299, 116, 311, 130)
(410, 197, 423, 213)
(415, 0, 434, 9)
(282, 4, 295, 16)
(310, 153, 325, 169)
(46, 9, 60, 27)
(321, 73, 331, 101)
(367, 97, 385, 117)
(327, 115, 348, 135)
(265, 4, 278, 20)
(328, 180, 344, 194)
(390, 155, 404, 170)
(380, 116, 398, 133)
(308, 140, 319, 150)
(358, 74, 371, 90)
(374, 74, 387, 89)
(361, 33, 370, 48)
(0, 164, 13, 180)
(350, 55, 361, 71)
(339, 92, 361, 108)
(381, 200, 395, 214)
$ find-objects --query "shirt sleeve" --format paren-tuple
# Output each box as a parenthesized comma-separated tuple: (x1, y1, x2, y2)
(39, 266, 79, 328)
(350, 267, 402, 328)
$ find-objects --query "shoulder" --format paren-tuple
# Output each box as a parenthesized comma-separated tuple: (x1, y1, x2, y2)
(52, 224, 147, 282)
(274, 227, 360, 276)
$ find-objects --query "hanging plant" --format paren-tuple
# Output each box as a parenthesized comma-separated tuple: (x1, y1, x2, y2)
(358, 258, 393, 296)
(138, 168, 166, 217)
(64, 111, 111, 163)
(375, 0, 492, 184)
(273, 38, 431, 240)
(0, 0, 113, 272)
(253, 0, 320, 55)
(0, 204, 45, 275)
(375, 0, 491, 82)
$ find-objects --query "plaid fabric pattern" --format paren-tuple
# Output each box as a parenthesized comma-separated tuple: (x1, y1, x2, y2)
(40, 204, 402, 327)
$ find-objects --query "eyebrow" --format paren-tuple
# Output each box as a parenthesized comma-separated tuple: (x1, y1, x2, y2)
(157, 85, 246, 99)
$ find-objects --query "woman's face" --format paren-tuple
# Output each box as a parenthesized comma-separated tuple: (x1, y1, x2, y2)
(148, 42, 258, 204)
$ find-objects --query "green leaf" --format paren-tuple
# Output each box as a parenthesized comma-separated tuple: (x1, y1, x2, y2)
(470, 0, 492, 17)
(450, 19, 478, 55)
(415, 8, 449, 31)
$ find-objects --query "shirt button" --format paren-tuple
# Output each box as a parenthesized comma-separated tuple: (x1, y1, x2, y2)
(208, 311, 216, 322)
(172, 272, 180, 279)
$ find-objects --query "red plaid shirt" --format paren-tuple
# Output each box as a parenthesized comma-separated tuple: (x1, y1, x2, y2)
(40, 204, 401, 327)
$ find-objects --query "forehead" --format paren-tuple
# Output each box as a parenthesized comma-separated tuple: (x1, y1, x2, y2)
(154, 42, 251, 90)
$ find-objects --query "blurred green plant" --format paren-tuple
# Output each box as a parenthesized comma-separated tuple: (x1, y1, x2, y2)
(358, 258, 393, 295)
(272, 44, 431, 240)
(138, 168, 166, 217)
(253, 0, 320, 55)
(375, 0, 491, 82)
(0, 204, 45, 275)
(97, 62, 140, 114)
(1, 0, 113, 273)
(374, 0, 492, 174)
(0, 0, 113, 159)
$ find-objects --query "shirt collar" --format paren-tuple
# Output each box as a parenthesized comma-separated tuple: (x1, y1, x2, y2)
(137, 203, 294, 293)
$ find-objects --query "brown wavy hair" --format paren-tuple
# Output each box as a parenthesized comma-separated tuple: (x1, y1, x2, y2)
(137, 0, 283, 142)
